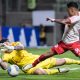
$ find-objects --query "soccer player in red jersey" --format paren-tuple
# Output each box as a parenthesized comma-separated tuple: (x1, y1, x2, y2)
(22, 2, 80, 70)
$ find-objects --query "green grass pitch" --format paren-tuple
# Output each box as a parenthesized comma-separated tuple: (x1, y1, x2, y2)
(0, 48, 80, 80)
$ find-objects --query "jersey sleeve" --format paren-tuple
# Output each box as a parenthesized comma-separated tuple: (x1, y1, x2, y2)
(68, 16, 80, 24)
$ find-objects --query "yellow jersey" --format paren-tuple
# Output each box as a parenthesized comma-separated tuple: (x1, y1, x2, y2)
(2, 42, 39, 68)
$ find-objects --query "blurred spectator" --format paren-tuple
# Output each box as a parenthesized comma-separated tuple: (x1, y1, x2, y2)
(39, 24, 46, 46)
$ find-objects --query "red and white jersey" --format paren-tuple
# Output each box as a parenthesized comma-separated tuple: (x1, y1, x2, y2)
(62, 12, 80, 44)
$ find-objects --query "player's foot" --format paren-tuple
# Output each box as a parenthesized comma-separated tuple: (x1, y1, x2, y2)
(58, 68, 70, 73)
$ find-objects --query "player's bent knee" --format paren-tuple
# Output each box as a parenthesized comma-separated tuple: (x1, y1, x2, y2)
(34, 68, 47, 75)
(60, 58, 66, 63)
(56, 58, 65, 66)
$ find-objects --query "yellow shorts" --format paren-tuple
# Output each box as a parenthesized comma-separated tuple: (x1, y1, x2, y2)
(25, 57, 57, 74)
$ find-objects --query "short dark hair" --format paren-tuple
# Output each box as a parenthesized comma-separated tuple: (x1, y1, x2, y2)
(0, 38, 9, 43)
(67, 2, 78, 9)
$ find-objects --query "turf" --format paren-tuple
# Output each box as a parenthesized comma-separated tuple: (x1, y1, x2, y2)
(0, 48, 80, 80)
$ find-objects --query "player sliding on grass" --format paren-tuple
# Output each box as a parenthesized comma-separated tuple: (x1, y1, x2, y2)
(0, 39, 80, 75)
(23, 2, 80, 70)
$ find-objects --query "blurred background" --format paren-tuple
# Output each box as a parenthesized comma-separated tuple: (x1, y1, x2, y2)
(0, 0, 80, 47)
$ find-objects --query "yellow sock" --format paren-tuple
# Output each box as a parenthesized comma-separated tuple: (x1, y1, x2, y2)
(44, 69, 59, 75)
(64, 58, 80, 65)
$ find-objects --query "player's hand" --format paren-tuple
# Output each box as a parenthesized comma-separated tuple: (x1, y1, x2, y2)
(46, 18, 55, 22)
(46, 18, 50, 21)
(22, 64, 33, 71)
(4, 45, 14, 51)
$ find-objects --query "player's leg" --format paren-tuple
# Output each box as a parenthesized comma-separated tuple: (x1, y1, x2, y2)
(22, 41, 68, 71)
(56, 58, 80, 66)
(32, 41, 67, 67)
(71, 46, 80, 57)
(41, 68, 69, 75)
(36, 57, 80, 69)
(34, 57, 57, 69)
(33, 68, 59, 75)
(35, 57, 80, 69)
(64, 58, 80, 64)
(25, 56, 80, 71)
(55, 41, 80, 66)
(26, 67, 69, 75)
(24, 58, 58, 74)
(67, 41, 80, 57)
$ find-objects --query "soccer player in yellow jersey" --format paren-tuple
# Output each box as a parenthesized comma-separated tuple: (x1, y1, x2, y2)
(0, 39, 80, 75)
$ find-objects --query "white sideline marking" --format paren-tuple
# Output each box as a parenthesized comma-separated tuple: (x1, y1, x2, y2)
(69, 67, 80, 71)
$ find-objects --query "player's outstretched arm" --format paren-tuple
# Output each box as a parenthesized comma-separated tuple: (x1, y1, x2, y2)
(4, 44, 24, 51)
(0, 58, 8, 70)
(46, 16, 80, 25)
(46, 17, 71, 25)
